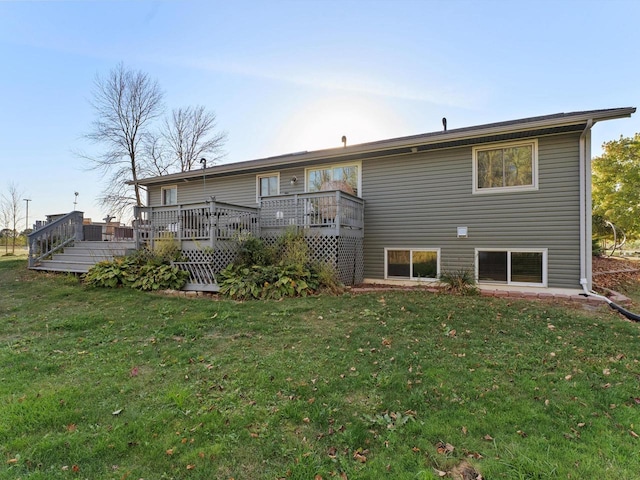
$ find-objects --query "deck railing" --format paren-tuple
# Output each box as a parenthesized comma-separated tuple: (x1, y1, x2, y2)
(27, 211, 84, 267)
(133, 199, 260, 248)
(133, 191, 364, 247)
(259, 190, 364, 235)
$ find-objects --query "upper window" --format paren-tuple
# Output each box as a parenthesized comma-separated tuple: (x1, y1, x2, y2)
(161, 185, 177, 206)
(385, 248, 440, 281)
(257, 173, 280, 200)
(476, 248, 547, 287)
(306, 162, 361, 196)
(473, 140, 538, 193)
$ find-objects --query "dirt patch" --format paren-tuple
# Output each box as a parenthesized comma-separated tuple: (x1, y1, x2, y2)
(593, 256, 640, 291)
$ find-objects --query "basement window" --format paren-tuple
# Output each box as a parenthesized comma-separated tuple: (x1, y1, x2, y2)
(476, 249, 547, 286)
(385, 248, 440, 280)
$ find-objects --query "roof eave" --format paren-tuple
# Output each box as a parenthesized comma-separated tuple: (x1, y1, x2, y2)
(130, 107, 636, 186)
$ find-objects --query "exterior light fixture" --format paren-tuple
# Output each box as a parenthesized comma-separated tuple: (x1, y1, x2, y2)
(290, 176, 298, 185)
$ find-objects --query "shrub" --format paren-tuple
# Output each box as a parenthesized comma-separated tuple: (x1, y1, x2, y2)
(84, 256, 139, 288)
(84, 243, 188, 291)
(218, 263, 319, 300)
(439, 268, 479, 295)
(130, 263, 189, 291)
(220, 230, 342, 300)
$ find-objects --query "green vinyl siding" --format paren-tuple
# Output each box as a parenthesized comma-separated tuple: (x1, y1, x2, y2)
(361, 133, 581, 289)
(148, 167, 307, 207)
(145, 133, 582, 289)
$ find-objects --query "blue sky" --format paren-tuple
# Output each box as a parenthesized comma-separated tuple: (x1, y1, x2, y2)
(1, 0, 639, 225)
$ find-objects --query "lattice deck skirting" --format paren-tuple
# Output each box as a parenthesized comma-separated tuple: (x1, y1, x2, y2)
(177, 233, 363, 290)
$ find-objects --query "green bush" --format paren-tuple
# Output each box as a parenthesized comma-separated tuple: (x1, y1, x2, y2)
(219, 263, 319, 300)
(220, 230, 343, 300)
(130, 263, 189, 291)
(84, 244, 188, 291)
(84, 257, 139, 288)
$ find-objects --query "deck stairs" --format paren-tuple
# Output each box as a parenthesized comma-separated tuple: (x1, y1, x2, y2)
(30, 241, 136, 274)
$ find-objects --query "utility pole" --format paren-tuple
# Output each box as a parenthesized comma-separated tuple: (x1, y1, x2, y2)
(23, 198, 31, 231)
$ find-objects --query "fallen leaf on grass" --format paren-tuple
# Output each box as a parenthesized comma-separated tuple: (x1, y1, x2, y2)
(630, 430, 639, 439)
(353, 449, 368, 463)
(66, 424, 77, 433)
(72, 465, 80, 472)
(112, 408, 123, 416)
(186, 464, 195, 470)
(483, 434, 494, 441)
(166, 448, 174, 455)
(436, 441, 455, 455)
(434, 469, 447, 477)
(6, 458, 18, 465)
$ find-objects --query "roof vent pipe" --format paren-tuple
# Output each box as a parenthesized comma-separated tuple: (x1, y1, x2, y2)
(442, 117, 447, 131)
(341, 135, 347, 147)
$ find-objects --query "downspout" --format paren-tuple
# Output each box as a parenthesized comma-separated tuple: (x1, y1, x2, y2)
(578, 120, 640, 321)
(579, 119, 593, 293)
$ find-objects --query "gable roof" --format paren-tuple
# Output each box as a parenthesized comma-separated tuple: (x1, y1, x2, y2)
(132, 107, 635, 186)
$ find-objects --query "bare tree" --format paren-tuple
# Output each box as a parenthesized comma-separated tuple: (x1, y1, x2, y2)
(0, 183, 24, 255)
(161, 106, 227, 172)
(82, 63, 164, 217)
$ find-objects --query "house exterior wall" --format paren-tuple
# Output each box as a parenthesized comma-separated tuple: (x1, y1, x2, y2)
(362, 132, 581, 289)
(145, 132, 582, 289)
(148, 167, 307, 207)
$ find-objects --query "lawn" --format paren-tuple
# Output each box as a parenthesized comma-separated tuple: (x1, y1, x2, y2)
(1, 256, 639, 479)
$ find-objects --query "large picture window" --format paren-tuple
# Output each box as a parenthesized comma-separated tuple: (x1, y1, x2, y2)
(385, 248, 440, 280)
(473, 140, 537, 193)
(476, 249, 547, 286)
(306, 162, 360, 196)
(161, 185, 177, 206)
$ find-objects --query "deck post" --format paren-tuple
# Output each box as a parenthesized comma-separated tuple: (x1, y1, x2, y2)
(208, 196, 216, 249)
(73, 211, 84, 242)
(335, 190, 341, 236)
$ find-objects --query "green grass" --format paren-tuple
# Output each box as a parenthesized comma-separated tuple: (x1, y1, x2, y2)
(1, 256, 639, 479)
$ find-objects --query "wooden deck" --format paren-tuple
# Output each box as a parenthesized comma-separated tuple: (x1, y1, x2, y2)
(28, 191, 365, 289)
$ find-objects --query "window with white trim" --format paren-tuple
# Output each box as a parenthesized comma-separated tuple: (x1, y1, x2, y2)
(385, 248, 440, 280)
(476, 249, 547, 286)
(257, 173, 280, 200)
(161, 185, 177, 206)
(306, 162, 361, 196)
(473, 140, 538, 193)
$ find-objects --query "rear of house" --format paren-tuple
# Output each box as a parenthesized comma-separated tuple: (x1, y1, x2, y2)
(129, 108, 635, 291)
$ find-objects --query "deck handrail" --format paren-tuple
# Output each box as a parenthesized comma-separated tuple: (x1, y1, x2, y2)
(27, 211, 84, 267)
(134, 198, 260, 248)
(259, 190, 364, 233)
(133, 191, 364, 246)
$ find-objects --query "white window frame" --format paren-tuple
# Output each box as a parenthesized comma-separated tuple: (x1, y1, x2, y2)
(384, 247, 441, 281)
(305, 161, 362, 196)
(475, 248, 548, 287)
(161, 185, 178, 206)
(256, 172, 280, 202)
(472, 139, 538, 194)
